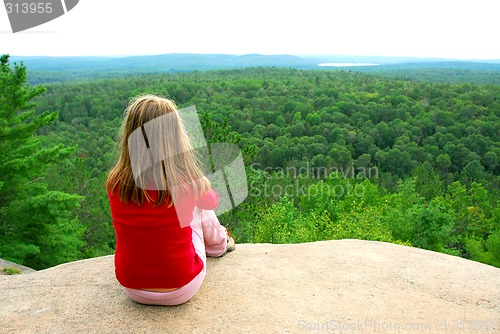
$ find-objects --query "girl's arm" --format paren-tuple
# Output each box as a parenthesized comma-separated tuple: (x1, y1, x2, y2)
(195, 188, 219, 210)
(174, 186, 219, 228)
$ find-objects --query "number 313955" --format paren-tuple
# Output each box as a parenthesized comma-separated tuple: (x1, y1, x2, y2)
(5, 2, 53, 14)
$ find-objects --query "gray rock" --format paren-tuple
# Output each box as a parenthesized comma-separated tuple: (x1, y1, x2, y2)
(0, 258, 36, 275)
(0, 240, 499, 333)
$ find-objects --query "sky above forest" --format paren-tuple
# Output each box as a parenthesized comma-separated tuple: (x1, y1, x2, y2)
(1, 0, 499, 60)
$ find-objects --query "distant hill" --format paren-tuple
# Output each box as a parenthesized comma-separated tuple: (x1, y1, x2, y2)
(10, 53, 316, 72)
(344, 61, 500, 85)
(7, 53, 500, 84)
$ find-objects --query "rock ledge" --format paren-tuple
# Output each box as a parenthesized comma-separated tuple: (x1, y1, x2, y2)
(1, 240, 499, 333)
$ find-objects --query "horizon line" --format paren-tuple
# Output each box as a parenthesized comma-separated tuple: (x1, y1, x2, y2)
(8, 53, 500, 62)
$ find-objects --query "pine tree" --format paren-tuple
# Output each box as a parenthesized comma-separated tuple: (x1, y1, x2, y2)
(0, 54, 84, 269)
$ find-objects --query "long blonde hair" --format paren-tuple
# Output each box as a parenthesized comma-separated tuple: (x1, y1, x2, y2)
(105, 94, 210, 206)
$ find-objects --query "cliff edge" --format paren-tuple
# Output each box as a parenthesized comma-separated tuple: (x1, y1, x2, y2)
(1, 240, 498, 333)
(0, 258, 36, 275)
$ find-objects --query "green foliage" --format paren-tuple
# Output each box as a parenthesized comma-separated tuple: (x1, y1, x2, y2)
(1, 267, 21, 275)
(0, 55, 84, 269)
(9, 65, 498, 268)
(485, 230, 500, 267)
(253, 197, 313, 243)
(242, 171, 404, 246)
(406, 199, 458, 255)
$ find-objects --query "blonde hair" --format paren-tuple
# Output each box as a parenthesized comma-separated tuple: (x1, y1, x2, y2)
(105, 94, 210, 206)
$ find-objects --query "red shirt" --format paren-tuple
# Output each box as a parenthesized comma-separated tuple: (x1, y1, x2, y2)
(108, 186, 219, 289)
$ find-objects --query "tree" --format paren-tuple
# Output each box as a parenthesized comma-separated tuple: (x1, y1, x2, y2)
(483, 151, 498, 174)
(435, 153, 452, 174)
(292, 111, 302, 123)
(355, 153, 372, 170)
(0, 55, 84, 269)
(413, 162, 443, 200)
(372, 122, 395, 149)
(461, 160, 485, 184)
(379, 148, 413, 177)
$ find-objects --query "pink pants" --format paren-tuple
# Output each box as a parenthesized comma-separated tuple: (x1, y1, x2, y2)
(124, 208, 228, 306)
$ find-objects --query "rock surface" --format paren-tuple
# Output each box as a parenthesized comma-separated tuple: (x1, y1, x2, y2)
(0, 240, 499, 333)
(0, 258, 36, 275)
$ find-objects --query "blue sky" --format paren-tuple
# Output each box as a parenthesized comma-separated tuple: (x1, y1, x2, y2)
(1, 0, 499, 59)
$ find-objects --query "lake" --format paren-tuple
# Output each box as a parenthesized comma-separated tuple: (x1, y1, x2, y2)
(317, 63, 379, 67)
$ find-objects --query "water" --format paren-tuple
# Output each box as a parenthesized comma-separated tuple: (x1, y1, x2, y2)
(317, 63, 379, 67)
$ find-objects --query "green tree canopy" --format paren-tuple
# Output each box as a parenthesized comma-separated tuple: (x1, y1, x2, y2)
(0, 55, 84, 269)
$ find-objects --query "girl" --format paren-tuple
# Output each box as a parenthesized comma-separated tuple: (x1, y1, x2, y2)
(106, 94, 235, 306)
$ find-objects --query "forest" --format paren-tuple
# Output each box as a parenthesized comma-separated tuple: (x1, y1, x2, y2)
(1, 54, 499, 270)
(15, 54, 500, 85)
